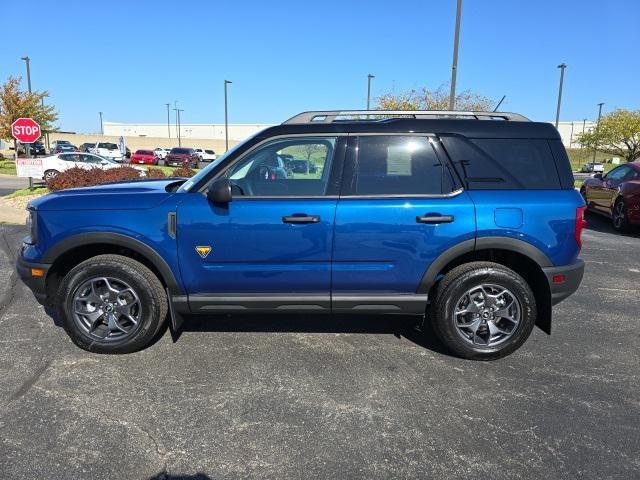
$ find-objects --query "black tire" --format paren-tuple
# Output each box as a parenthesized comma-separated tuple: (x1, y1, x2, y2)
(612, 197, 630, 233)
(56, 254, 168, 354)
(432, 261, 537, 360)
(44, 169, 59, 182)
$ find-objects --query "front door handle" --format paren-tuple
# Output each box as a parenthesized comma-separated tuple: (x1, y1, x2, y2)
(282, 215, 320, 224)
(416, 214, 455, 224)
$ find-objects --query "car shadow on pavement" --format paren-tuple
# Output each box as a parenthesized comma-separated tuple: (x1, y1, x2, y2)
(181, 312, 453, 357)
(585, 210, 640, 237)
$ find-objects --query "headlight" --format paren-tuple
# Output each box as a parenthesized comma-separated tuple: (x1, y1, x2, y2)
(25, 209, 37, 244)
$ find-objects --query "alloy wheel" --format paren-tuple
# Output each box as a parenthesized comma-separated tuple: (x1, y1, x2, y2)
(72, 276, 142, 342)
(452, 284, 521, 347)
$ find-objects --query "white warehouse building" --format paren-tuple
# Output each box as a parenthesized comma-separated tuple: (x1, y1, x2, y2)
(103, 120, 596, 149)
(103, 122, 274, 141)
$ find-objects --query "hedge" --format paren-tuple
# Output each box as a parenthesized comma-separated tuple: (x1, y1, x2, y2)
(46, 166, 196, 192)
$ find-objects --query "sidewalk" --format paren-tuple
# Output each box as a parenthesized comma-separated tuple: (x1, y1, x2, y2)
(0, 198, 29, 224)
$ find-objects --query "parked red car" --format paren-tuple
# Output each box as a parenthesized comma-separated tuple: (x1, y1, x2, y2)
(165, 147, 199, 168)
(580, 162, 640, 232)
(130, 149, 158, 165)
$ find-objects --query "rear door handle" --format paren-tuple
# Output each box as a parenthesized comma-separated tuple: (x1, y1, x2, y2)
(416, 215, 455, 224)
(282, 215, 320, 224)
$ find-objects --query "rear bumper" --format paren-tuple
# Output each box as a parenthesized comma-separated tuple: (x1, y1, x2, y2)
(16, 255, 51, 305)
(542, 259, 585, 305)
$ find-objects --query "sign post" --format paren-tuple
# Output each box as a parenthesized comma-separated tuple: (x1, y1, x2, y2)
(11, 118, 42, 190)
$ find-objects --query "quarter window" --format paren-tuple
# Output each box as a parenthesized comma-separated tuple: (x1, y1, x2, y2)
(225, 137, 336, 197)
(353, 136, 453, 195)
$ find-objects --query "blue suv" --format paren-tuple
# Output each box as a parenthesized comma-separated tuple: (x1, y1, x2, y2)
(17, 110, 586, 359)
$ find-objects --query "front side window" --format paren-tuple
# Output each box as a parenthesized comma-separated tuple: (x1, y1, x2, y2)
(225, 137, 336, 197)
(353, 136, 453, 195)
(605, 166, 630, 180)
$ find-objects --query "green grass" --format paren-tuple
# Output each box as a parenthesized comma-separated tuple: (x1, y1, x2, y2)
(0, 160, 16, 175)
(5, 185, 49, 198)
(566, 148, 617, 173)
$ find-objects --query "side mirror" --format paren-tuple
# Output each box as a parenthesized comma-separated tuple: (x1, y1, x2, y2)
(100, 160, 109, 165)
(594, 173, 603, 180)
(206, 177, 232, 204)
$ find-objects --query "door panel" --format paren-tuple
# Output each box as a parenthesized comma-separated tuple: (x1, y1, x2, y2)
(177, 194, 337, 295)
(332, 134, 475, 295)
(332, 194, 476, 294)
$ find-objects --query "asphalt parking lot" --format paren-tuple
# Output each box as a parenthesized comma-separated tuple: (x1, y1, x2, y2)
(0, 215, 638, 480)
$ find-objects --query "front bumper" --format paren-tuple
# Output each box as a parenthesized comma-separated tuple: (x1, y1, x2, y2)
(542, 259, 585, 305)
(16, 255, 51, 305)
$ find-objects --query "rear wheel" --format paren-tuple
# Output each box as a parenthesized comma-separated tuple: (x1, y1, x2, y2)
(57, 254, 168, 354)
(44, 169, 59, 182)
(432, 262, 537, 360)
(612, 197, 630, 232)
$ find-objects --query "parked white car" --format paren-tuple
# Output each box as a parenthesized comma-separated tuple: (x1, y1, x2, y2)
(194, 148, 217, 161)
(41, 152, 145, 182)
(89, 142, 125, 162)
(581, 162, 605, 173)
(154, 147, 171, 159)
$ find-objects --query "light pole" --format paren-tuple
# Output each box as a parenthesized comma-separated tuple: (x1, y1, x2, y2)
(569, 121, 574, 148)
(555, 63, 566, 128)
(165, 103, 171, 138)
(224, 80, 232, 151)
(366, 74, 375, 110)
(592, 102, 604, 162)
(99, 112, 103, 135)
(21, 56, 32, 93)
(449, 0, 463, 110)
(174, 107, 184, 147)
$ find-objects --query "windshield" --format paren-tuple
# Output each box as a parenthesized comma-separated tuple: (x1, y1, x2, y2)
(179, 141, 247, 192)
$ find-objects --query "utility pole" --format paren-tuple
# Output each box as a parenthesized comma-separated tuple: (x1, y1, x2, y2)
(555, 63, 567, 128)
(367, 74, 375, 110)
(99, 112, 103, 135)
(21, 56, 33, 189)
(224, 80, 232, 151)
(592, 103, 604, 162)
(449, 0, 463, 110)
(165, 103, 171, 138)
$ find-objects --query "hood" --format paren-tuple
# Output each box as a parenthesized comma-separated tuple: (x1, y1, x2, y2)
(30, 179, 186, 211)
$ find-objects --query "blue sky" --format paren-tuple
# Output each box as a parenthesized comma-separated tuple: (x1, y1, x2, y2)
(2, 0, 638, 132)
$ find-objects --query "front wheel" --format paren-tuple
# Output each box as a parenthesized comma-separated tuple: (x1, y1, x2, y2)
(57, 254, 168, 354)
(431, 262, 537, 360)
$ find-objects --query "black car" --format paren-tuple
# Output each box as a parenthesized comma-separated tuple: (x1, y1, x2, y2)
(79, 142, 96, 152)
(290, 159, 318, 174)
(18, 142, 47, 156)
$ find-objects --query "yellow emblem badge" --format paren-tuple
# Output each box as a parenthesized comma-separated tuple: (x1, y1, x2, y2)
(195, 246, 212, 258)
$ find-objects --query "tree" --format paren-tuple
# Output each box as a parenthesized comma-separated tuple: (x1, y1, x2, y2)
(375, 83, 495, 111)
(576, 109, 640, 163)
(0, 76, 57, 143)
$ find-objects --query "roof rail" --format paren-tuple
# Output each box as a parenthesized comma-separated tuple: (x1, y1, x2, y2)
(283, 110, 530, 124)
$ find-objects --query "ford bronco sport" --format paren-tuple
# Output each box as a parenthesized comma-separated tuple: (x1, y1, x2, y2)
(17, 110, 585, 359)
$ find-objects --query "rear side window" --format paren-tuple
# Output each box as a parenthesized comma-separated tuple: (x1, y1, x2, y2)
(441, 136, 561, 190)
(353, 136, 454, 195)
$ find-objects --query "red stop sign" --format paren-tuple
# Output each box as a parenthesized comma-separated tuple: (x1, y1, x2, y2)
(11, 118, 41, 143)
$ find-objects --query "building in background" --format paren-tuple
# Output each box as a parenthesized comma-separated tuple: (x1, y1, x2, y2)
(102, 119, 595, 149)
(553, 121, 596, 148)
(103, 122, 273, 141)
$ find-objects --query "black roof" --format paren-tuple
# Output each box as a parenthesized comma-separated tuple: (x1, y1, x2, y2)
(256, 118, 560, 140)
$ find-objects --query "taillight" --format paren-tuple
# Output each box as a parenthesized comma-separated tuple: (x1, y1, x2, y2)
(575, 206, 587, 249)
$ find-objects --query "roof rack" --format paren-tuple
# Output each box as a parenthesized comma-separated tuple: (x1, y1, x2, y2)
(283, 110, 530, 124)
